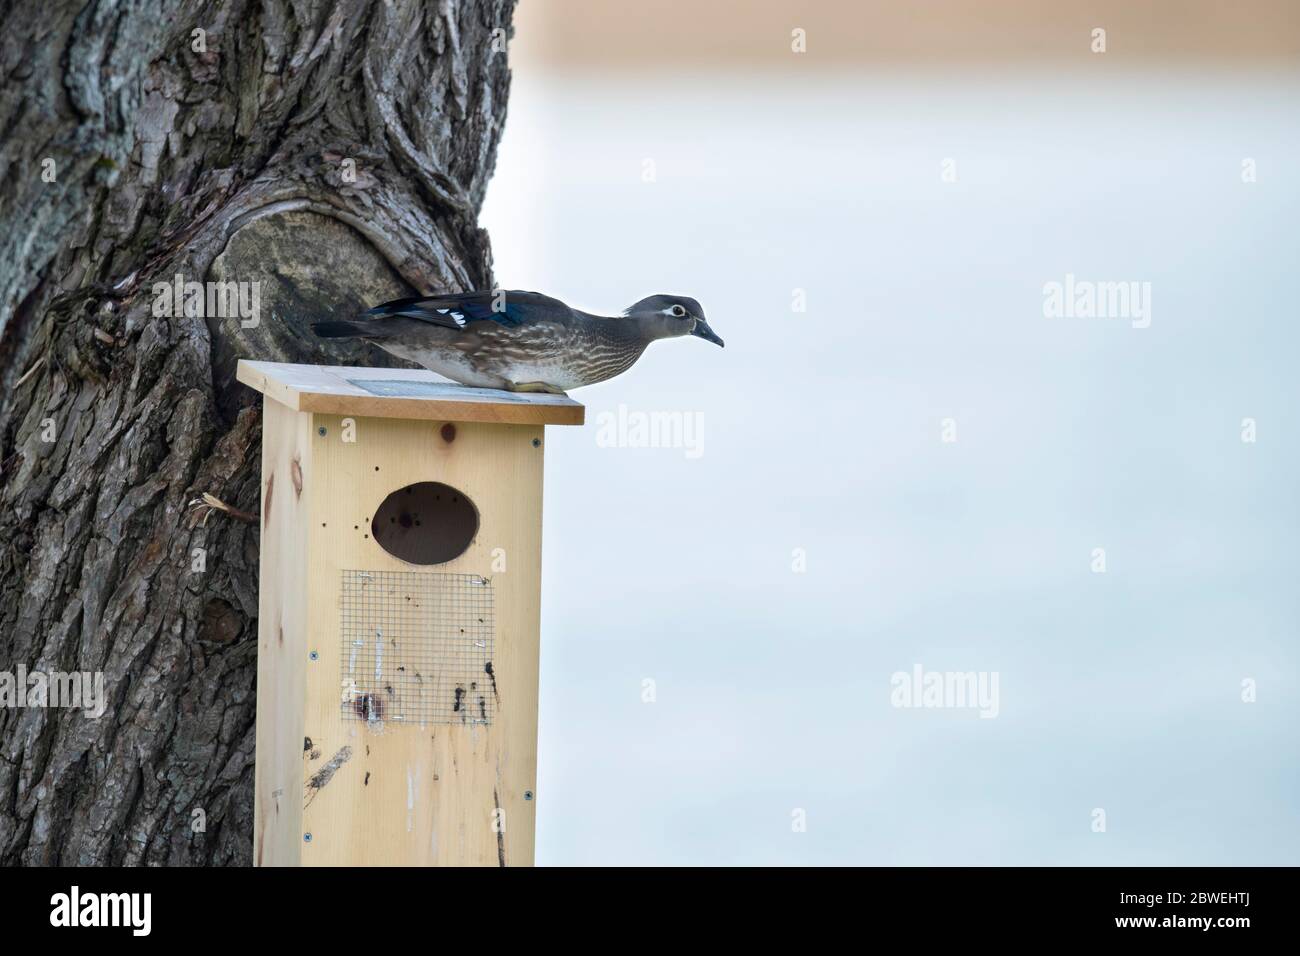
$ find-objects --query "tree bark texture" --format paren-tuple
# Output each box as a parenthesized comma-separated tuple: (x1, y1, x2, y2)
(0, 0, 516, 865)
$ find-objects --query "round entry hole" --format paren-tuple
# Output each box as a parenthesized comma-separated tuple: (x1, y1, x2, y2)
(371, 481, 478, 565)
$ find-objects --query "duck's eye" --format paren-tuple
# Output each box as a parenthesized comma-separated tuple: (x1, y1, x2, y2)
(671, 305, 687, 317)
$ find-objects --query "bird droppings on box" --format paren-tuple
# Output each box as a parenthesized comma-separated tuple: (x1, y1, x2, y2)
(304, 746, 353, 808)
(340, 570, 495, 727)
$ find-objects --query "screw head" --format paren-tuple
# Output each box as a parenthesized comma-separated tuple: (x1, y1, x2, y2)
(309, 650, 319, 661)
(524, 790, 534, 801)
(317, 426, 327, 436)
(531, 438, 541, 448)
(303, 832, 313, 842)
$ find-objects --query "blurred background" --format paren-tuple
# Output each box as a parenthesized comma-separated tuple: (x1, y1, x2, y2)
(480, 1, 1300, 865)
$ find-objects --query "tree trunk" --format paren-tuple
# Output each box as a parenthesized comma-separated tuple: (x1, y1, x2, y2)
(0, 0, 515, 865)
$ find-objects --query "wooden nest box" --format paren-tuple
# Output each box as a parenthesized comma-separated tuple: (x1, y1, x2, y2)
(238, 360, 584, 866)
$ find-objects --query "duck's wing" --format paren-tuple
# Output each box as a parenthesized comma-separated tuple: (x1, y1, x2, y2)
(363, 290, 570, 332)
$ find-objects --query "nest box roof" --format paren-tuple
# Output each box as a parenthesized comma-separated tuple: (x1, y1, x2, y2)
(237, 360, 585, 426)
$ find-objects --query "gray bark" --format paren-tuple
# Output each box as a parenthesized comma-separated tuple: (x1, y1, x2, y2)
(0, 0, 515, 864)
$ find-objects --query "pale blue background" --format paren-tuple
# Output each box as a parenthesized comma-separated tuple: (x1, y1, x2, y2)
(481, 70, 1300, 865)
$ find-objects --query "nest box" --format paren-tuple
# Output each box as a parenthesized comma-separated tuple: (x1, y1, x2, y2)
(237, 360, 584, 866)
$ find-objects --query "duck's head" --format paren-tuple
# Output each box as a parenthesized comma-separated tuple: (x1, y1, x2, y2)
(624, 294, 724, 347)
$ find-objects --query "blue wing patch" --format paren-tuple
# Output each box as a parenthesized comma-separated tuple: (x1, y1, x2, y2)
(365, 291, 562, 331)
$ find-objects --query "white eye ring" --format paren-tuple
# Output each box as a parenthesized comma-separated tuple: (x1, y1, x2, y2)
(671, 305, 686, 317)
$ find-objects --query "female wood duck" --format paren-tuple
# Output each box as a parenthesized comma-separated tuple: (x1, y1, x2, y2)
(312, 290, 723, 393)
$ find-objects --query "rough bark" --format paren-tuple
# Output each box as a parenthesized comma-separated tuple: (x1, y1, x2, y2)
(0, 0, 515, 865)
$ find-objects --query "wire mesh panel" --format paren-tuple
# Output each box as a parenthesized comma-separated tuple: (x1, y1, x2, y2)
(339, 570, 496, 726)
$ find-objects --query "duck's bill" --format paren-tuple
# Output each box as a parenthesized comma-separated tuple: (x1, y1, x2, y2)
(692, 320, 724, 347)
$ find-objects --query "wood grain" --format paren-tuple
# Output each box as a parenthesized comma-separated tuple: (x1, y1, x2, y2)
(253, 400, 312, 866)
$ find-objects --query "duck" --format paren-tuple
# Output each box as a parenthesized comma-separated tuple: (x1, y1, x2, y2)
(311, 290, 723, 393)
